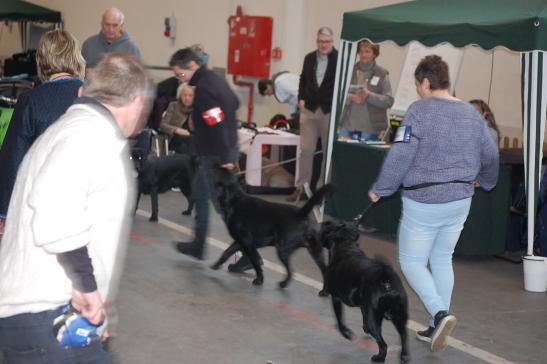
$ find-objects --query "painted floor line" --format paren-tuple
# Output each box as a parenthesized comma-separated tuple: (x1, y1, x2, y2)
(135, 209, 514, 364)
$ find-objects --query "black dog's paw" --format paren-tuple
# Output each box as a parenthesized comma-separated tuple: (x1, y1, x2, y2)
(400, 354, 411, 364)
(318, 289, 329, 297)
(182, 210, 191, 216)
(278, 279, 290, 289)
(149, 215, 158, 222)
(252, 277, 264, 285)
(371, 354, 386, 363)
(210, 262, 222, 270)
(339, 326, 354, 340)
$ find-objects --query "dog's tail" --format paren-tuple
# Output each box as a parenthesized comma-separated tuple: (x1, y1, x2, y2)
(296, 184, 334, 219)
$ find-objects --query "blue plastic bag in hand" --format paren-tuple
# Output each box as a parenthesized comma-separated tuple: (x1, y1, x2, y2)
(52, 303, 100, 347)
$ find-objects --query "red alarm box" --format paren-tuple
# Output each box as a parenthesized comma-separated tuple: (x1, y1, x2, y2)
(227, 14, 273, 78)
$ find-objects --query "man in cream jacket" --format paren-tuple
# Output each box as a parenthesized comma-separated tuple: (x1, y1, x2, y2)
(0, 54, 151, 363)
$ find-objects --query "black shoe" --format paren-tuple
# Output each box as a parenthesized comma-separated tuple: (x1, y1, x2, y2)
(416, 326, 434, 343)
(173, 241, 204, 260)
(430, 311, 457, 352)
(228, 255, 263, 273)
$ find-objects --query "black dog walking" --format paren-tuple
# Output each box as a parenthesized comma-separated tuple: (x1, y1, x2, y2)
(211, 168, 331, 294)
(319, 221, 410, 364)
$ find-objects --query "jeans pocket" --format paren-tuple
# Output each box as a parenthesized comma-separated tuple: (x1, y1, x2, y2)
(3, 347, 46, 364)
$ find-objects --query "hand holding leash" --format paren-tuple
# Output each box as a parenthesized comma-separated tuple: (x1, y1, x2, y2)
(368, 189, 381, 203)
(221, 163, 236, 170)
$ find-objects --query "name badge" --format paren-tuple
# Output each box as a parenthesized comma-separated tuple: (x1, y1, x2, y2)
(369, 76, 380, 86)
(393, 125, 411, 143)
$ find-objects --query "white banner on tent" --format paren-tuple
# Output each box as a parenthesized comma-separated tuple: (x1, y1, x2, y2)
(391, 41, 464, 116)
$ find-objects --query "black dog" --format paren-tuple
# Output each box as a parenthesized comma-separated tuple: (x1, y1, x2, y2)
(132, 149, 195, 221)
(319, 221, 410, 364)
(211, 168, 330, 294)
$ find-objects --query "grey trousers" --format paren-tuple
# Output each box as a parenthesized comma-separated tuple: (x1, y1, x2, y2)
(296, 107, 330, 188)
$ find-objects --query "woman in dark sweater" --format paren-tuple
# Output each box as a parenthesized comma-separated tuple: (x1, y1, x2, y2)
(369, 55, 499, 353)
(0, 30, 85, 234)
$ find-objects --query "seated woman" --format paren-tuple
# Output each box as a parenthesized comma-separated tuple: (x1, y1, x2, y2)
(340, 40, 394, 141)
(160, 83, 195, 155)
(470, 99, 500, 146)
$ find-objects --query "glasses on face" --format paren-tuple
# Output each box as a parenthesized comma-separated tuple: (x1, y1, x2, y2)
(317, 39, 333, 45)
(175, 72, 186, 80)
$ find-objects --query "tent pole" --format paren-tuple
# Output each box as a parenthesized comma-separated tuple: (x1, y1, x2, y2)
(522, 51, 547, 257)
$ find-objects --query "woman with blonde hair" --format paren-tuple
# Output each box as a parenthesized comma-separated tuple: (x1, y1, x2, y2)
(0, 29, 85, 235)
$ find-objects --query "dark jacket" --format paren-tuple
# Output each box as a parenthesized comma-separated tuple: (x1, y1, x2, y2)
(298, 48, 338, 113)
(0, 77, 82, 218)
(189, 66, 240, 164)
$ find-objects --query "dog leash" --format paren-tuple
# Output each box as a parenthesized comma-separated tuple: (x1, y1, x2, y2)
(351, 180, 473, 227)
(235, 150, 323, 177)
(352, 200, 375, 227)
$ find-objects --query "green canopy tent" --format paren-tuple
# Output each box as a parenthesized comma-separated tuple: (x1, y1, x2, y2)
(0, 0, 62, 50)
(1, 0, 61, 22)
(326, 0, 547, 273)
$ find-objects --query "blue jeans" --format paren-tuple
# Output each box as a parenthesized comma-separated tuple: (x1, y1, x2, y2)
(0, 306, 111, 364)
(397, 197, 471, 326)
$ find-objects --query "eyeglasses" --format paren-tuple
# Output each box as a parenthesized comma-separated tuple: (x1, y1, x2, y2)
(175, 72, 186, 79)
(317, 39, 333, 44)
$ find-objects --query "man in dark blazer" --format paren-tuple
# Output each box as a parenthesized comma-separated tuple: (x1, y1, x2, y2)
(288, 26, 338, 202)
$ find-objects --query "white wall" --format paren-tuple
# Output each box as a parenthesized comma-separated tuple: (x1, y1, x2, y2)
(1, 0, 523, 143)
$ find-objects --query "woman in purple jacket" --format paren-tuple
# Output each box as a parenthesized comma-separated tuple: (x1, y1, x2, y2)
(369, 55, 499, 353)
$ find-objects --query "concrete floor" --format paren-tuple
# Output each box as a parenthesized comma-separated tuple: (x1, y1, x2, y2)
(108, 190, 547, 364)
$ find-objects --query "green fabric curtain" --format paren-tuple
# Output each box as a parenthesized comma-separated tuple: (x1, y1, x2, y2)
(0, 0, 61, 23)
(342, 0, 547, 51)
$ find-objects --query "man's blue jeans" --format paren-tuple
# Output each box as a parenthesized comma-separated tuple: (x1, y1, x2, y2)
(398, 196, 471, 326)
(0, 306, 111, 364)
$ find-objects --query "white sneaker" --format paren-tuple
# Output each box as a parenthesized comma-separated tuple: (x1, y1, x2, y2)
(430, 312, 457, 352)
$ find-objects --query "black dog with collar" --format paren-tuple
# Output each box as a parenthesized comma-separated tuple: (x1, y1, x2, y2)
(319, 220, 410, 364)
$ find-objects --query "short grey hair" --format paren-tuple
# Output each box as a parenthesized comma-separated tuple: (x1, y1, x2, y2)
(103, 8, 124, 24)
(83, 53, 153, 107)
(176, 82, 194, 99)
(317, 26, 334, 37)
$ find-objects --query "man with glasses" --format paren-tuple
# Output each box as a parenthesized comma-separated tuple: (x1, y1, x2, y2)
(169, 48, 239, 260)
(287, 26, 338, 202)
